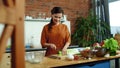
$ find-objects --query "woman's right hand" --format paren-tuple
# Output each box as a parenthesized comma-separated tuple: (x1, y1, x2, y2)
(49, 44, 56, 50)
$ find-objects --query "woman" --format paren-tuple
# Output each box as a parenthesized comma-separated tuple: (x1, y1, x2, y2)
(41, 7, 71, 56)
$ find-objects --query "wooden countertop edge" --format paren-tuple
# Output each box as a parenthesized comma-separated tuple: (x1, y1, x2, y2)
(1, 53, 120, 68)
(44, 55, 120, 67)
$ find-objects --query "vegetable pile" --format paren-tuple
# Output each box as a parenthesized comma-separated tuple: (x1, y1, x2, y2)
(103, 38, 119, 56)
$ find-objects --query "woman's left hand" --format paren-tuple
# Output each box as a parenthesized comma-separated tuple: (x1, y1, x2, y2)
(62, 48, 67, 55)
(62, 42, 70, 55)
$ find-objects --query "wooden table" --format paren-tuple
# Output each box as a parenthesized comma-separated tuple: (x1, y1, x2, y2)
(0, 53, 120, 68)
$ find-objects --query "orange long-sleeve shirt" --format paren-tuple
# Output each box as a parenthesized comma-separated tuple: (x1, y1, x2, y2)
(41, 23, 71, 56)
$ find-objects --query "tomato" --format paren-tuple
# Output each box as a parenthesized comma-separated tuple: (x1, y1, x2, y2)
(74, 55, 79, 60)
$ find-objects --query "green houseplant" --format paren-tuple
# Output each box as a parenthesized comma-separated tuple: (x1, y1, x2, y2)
(71, 11, 110, 47)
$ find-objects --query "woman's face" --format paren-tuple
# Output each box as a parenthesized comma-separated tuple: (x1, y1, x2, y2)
(51, 13, 63, 24)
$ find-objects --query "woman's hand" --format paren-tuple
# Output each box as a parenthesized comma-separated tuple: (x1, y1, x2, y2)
(49, 44, 56, 50)
(62, 42, 70, 55)
(44, 43, 56, 50)
(62, 48, 67, 55)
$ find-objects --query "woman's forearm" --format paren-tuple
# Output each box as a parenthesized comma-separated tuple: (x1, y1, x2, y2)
(63, 42, 70, 50)
(44, 43, 51, 47)
(62, 42, 70, 55)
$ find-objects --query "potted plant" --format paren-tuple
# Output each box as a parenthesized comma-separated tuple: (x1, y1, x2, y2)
(71, 11, 110, 47)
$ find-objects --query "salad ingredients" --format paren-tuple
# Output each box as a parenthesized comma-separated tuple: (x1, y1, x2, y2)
(103, 38, 119, 56)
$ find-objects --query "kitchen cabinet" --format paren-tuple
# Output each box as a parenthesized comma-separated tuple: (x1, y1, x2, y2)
(79, 61, 110, 68)
(1, 52, 120, 68)
(57, 60, 110, 68)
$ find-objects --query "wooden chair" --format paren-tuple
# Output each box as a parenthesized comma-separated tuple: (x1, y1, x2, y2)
(0, 0, 25, 68)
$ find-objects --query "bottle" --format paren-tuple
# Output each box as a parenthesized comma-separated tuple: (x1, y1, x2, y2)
(30, 36, 34, 48)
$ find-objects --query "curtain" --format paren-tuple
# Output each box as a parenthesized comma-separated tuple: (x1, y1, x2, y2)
(92, 0, 111, 42)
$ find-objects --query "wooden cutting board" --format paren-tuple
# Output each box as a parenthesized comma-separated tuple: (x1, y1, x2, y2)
(48, 54, 67, 60)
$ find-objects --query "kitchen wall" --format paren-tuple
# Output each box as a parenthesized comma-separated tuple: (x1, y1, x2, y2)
(0, 19, 70, 48)
(24, 19, 70, 48)
(25, 0, 91, 33)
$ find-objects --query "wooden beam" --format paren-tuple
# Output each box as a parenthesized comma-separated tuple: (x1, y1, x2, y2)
(11, 0, 25, 68)
(0, 0, 16, 25)
(0, 6, 7, 23)
(0, 25, 14, 61)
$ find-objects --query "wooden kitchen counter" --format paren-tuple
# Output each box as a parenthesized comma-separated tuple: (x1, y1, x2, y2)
(0, 53, 120, 68)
